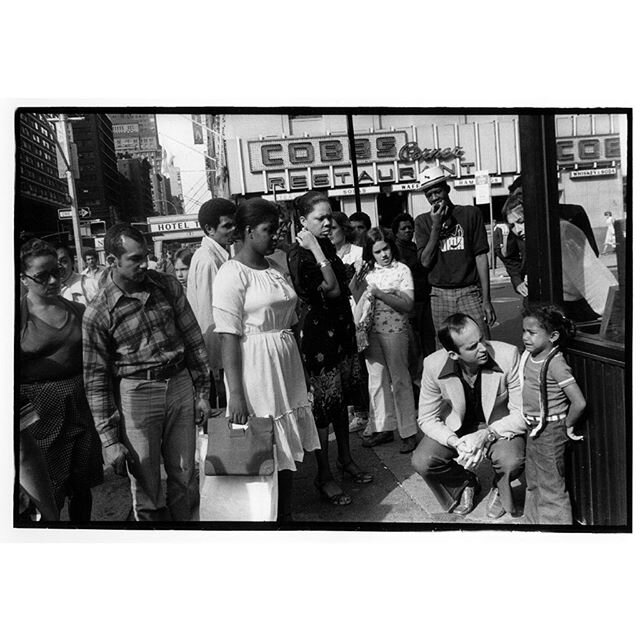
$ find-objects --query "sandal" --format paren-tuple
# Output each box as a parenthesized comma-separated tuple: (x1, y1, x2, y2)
(314, 478, 352, 506)
(336, 459, 373, 484)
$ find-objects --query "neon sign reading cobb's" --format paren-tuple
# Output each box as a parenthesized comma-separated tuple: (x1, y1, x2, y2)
(247, 132, 467, 192)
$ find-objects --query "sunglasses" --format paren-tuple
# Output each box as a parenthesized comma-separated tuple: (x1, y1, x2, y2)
(22, 267, 62, 285)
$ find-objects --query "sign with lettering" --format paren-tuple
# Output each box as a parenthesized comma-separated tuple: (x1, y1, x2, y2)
(248, 132, 408, 173)
(328, 186, 380, 197)
(397, 142, 465, 163)
(474, 171, 491, 205)
(569, 167, 617, 179)
(149, 219, 200, 233)
(556, 135, 621, 167)
(453, 177, 503, 187)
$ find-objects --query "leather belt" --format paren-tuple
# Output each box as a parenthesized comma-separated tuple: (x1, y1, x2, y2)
(524, 413, 567, 425)
(122, 360, 185, 381)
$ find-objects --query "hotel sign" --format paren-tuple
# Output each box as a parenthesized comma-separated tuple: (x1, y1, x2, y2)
(147, 215, 200, 234)
(248, 132, 408, 172)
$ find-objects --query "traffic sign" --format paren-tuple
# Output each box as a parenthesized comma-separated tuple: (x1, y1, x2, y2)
(58, 207, 91, 220)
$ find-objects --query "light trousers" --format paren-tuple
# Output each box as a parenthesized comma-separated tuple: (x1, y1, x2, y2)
(119, 369, 199, 521)
(365, 331, 418, 439)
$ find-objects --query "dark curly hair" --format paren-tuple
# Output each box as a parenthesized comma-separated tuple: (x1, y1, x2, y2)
(522, 302, 576, 348)
(362, 226, 399, 268)
(19, 238, 57, 273)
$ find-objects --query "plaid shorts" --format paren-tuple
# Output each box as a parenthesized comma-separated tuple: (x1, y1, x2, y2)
(430, 284, 489, 346)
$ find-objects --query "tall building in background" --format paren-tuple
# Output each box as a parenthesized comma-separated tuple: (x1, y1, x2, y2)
(164, 154, 184, 215)
(16, 112, 69, 238)
(108, 113, 166, 215)
(204, 114, 230, 198)
(117, 156, 155, 221)
(68, 113, 121, 228)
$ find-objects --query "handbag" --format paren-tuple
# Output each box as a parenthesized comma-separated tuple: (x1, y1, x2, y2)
(354, 292, 375, 352)
(204, 416, 275, 476)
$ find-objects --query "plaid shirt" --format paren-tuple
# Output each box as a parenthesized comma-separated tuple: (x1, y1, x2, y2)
(82, 269, 210, 446)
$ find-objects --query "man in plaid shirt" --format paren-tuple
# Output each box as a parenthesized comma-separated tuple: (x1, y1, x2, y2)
(82, 223, 211, 521)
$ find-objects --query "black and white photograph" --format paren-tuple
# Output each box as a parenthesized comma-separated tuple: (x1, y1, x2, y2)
(2, 4, 637, 639)
(13, 107, 631, 531)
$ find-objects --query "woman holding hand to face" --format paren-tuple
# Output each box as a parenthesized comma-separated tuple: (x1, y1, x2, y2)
(287, 191, 373, 507)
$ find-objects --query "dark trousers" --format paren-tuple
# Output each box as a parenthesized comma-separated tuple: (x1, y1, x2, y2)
(523, 421, 572, 525)
(412, 434, 525, 514)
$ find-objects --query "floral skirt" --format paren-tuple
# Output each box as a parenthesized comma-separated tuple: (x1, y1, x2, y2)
(309, 353, 363, 428)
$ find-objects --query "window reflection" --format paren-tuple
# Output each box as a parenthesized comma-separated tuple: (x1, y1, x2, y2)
(554, 113, 626, 343)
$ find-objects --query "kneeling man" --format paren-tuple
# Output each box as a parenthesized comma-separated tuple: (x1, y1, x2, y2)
(412, 314, 526, 518)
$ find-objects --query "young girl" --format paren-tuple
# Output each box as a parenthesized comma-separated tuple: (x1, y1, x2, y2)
(520, 303, 587, 524)
(361, 227, 418, 454)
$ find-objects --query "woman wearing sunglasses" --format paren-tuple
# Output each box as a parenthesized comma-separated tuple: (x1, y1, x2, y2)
(19, 238, 103, 521)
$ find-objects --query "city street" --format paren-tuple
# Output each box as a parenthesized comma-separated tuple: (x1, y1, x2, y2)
(68, 270, 530, 527)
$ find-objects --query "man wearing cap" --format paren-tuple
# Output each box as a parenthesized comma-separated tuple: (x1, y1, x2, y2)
(414, 167, 496, 344)
(187, 198, 237, 371)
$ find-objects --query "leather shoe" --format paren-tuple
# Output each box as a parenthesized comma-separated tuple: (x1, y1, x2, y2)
(399, 434, 418, 454)
(486, 488, 506, 519)
(452, 484, 476, 516)
(362, 431, 394, 448)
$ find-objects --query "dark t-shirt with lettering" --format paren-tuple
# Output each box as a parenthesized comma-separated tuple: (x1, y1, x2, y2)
(415, 204, 489, 289)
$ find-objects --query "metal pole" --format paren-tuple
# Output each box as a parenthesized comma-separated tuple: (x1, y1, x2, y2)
(346, 114, 362, 212)
(488, 194, 495, 274)
(59, 114, 84, 271)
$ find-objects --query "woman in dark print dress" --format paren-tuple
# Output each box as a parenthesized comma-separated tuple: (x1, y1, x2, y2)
(287, 191, 373, 506)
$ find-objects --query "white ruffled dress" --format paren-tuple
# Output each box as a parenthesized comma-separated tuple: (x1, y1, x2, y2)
(212, 258, 320, 471)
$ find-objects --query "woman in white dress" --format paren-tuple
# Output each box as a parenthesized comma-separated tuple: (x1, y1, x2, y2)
(212, 198, 320, 522)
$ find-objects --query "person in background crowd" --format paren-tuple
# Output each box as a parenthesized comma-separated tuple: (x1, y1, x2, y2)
(520, 303, 586, 524)
(349, 211, 372, 247)
(81, 248, 105, 303)
(331, 211, 364, 276)
(288, 191, 373, 506)
(360, 227, 418, 454)
(82, 223, 212, 521)
(156, 247, 176, 275)
(213, 198, 320, 522)
(501, 197, 528, 299)
(19, 238, 103, 521)
(412, 314, 526, 519)
(392, 212, 434, 372)
(55, 242, 87, 305)
(147, 255, 159, 270)
(602, 211, 616, 255)
(187, 198, 237, 374)
(269, 205, 294, 273)
(331, 211, 370, 433)
(501, 193, 618, 321)
(414, 166, 496, 345)
(174, 247, 195, 291)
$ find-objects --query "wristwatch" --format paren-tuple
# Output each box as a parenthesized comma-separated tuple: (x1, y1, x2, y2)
(484, 429, 497, 444)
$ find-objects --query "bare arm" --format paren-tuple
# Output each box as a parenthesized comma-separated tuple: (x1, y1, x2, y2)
(296, 230, 341, 298)
(218, 333, 249, 424)
(563, 381, 587, 440)
(369, 285, 414, 314)
(475, 253, 496, 326)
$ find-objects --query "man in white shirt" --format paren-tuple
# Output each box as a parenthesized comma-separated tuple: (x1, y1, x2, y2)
(81, 248, 105, 303)
(187, 198, 237, 372)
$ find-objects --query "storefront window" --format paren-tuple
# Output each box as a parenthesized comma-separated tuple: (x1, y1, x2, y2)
(554, 113, 627, 343)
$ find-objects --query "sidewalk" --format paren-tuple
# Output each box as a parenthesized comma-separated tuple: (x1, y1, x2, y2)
(76, 427, 525, 527)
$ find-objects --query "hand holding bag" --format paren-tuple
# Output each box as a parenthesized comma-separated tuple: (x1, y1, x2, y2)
(204, 416, 275, 476)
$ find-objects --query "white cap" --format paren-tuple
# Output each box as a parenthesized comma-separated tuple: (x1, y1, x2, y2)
(417, 165, 448, 191)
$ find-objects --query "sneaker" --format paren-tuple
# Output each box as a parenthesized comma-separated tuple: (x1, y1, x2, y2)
(362, 431, 394, 448)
